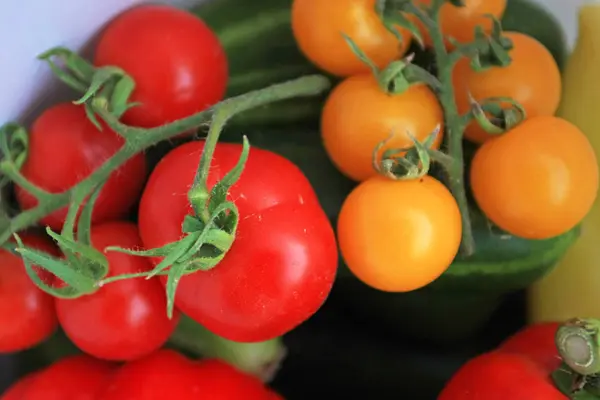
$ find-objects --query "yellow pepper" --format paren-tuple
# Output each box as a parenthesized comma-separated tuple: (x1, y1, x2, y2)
(528, 2, 600, 322)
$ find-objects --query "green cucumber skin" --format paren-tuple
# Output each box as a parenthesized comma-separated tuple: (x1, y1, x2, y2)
(192, 0, 329, 128)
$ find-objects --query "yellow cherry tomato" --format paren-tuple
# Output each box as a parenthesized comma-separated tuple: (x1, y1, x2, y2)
(291, 0, 412, 77)
(337, 175, 462, 292)
(453, 32, 562, 144)
(470, 116, 599, 240)
(321, 74, 444, 182)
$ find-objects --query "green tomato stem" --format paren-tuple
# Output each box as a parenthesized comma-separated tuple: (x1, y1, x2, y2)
(409, 0, 476, 256)
(0, 75, 331, 246)
(170, 315, 287, 383)
(557, 318, 600, 376)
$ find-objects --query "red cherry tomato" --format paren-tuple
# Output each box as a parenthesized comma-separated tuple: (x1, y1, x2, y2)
(0, 233, 58, 353)
(138, 141, 338, 342)
(99, 350, 272, 400)
(15, 103, 147, 231)
(1, 373, 37, 400)
(21, 355, 114, 400)
(55, 221, 179, 361)
(94, 4, 228, 128)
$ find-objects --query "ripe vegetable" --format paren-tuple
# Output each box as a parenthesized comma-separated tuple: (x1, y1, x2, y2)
(337, 175, 462, 292)
(1, 374, 37, 400)
(501, 0, 568, 70)
(439, 323, 566, 399)
(55, 221, 179, 361)
(99, 350, 274, 399)
(440, 352, 566, 399)
(21, 355, 114, 400)
(0, 233, 58, 353)
(138, 141, 338, 342)
(14, 103, 147, 230)
(470, 116, 599, 240)
(291, 0, 411, 77)
(453, 32, 561, 143)
(94, 4, 228, 128)
(529, 1, 600, 324)
(321, 74, 443, 182)
(193, 359, 279, 400)
(414, 0, 507, 47)
(499, 322, 562, 372)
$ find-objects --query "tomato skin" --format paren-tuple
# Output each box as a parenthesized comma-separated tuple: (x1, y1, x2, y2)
(415, 0, 507, 47)
(0, 233, 58, 353)
(99, 350, 272, 400)
(15, 103, 147, 230)
(21, 355, 114, 400)
(264, 392, 285, 400)
(321, 74, 444, 182)
(438, 351, 566, 400)
(291, 0, 411, 77)
(55, 221, 179, 361)
(192, 359, 274, 400)
(453, 32, 561, 144)
(138, 141, 338, 342)
(441, 323, 566, 399)
(470, 116, 599, 240)
(1, 373, 37, 400)
(337, 175, 462, 292)
(99, 350, 205, 399)
(499, 322, 562, 372)
(94, 5, 228, 128)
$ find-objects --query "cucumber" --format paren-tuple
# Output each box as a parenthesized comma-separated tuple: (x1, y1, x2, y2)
(222, 128, 579, 343)
(191, 0, 333, 128)
(501, 0, 569, 70)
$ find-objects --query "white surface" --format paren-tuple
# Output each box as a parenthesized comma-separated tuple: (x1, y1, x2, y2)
(0, 0, 585, 123)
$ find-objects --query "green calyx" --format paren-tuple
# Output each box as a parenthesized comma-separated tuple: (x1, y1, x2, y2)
(38, 48, 138, 129)
(466, 95, 527, 135)
(552, 319, 600, 399)
(1, 43, 331, 318)
(557, 319, 600, 376)
(373, 126, 441, 180)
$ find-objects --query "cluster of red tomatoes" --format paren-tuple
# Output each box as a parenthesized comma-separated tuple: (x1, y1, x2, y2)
(2, 351, 282, 400)
(1, 4, 340, 399)
(291, 0, 599, 292)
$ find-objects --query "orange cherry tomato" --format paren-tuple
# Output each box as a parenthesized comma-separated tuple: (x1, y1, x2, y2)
(453, 32, 561, 144)
(470, 116, 599, 240)
(291, 0, 411, 77)
(321, 74, 444, 182)
(337, 175, 462, 292)
(413, 0, 507, 47)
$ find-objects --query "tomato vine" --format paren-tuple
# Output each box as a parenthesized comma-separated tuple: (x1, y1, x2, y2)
(345, 0, 528, 256)
(0, 47, 330, 316)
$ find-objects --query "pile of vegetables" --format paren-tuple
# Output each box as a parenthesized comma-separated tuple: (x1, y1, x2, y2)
(1, 0, 599, 398)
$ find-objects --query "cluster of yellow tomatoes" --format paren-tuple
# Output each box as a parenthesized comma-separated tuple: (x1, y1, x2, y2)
(290, 0, 599, 293)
